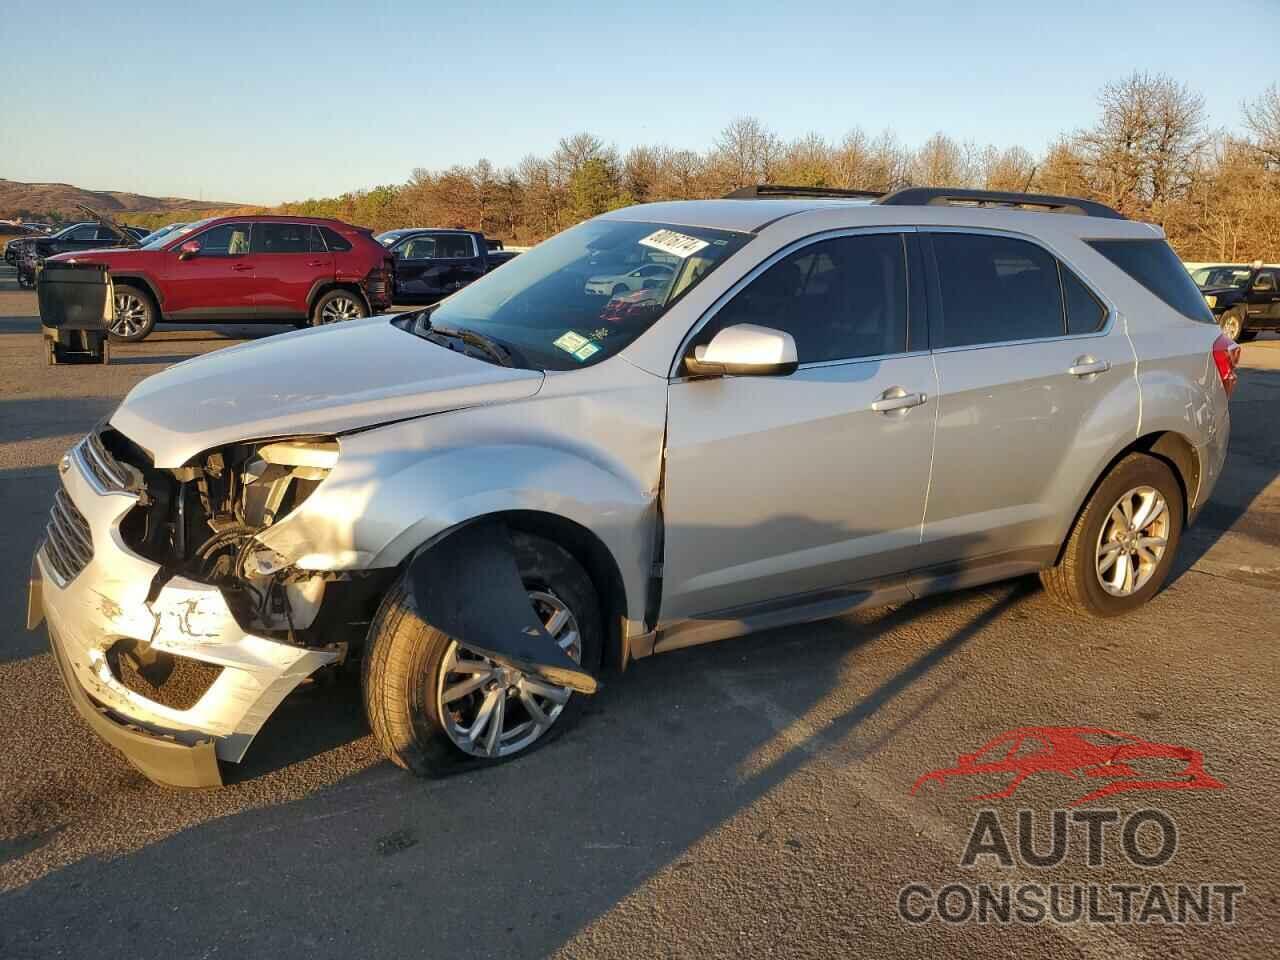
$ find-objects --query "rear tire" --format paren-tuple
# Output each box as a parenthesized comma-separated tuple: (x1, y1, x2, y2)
(109, 283, 157, 342)
(310, 289, 368, 326)
(1041, 453, 1184, 617)
(362, 531, 603, 777)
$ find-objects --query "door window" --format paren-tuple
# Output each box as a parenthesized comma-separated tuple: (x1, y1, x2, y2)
(697, 233, 909, 363)
(434, 234, 476, 259)
(1062, 266, 1107, 334)
(195, 223, 252, 256)
(251, 223, 312, 254)
(94, 225, 123, 241)
(401, 236, 437, 260)
(64, 225, 98, 241)
(308, 226, 327, 253)
(930, 233, 1064, 347)
(1254, 271, 1276, 292)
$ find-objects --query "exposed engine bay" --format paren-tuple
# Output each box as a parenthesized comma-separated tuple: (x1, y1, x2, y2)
(103, 428, 383, 646)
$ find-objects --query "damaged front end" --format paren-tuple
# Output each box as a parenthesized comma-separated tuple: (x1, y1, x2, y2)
(33, 427, 389, 787)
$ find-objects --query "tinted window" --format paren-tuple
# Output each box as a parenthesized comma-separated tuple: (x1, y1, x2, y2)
(435, 233, 475, 258)
(196, 223, 252, 256)
(699, 233, 908, 363)
(66, 224, 99, 241)
(1086, 239, 1214, 323)
(252, 223, 311, 254)
(1062, 267, 1107, 334)
(931, 234, 1064, 347)
(94, 225, 123, 241)
(401, 236, 436, 260)
(319, 227, 351, 252)
(1255, 271, 1276, 292)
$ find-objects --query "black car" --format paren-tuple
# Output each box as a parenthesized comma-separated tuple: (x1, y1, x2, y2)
(376, 228, 519, 304)
(11, 217, 147, 287)
(1195, 262, 1280, 342)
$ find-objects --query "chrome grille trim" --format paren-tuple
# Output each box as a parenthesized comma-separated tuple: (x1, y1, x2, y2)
(75, 432, 131, 495)
(44, 487, 93, 585)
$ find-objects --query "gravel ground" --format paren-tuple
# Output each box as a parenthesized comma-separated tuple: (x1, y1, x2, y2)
(0, 265, 1277, 959)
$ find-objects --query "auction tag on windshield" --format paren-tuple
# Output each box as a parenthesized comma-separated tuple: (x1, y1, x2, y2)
(573, 342, 600, 362)
(639, 229, 709, 259)
(554, 330, 590, 354)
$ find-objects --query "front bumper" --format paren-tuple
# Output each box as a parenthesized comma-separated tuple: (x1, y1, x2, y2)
(34, 438, 340, 787)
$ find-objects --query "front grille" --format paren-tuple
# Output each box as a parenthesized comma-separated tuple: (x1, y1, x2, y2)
(76, 431, 130, 493)
(44, 487, 93, 584)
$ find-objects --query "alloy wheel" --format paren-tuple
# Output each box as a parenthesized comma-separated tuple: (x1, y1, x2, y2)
(319, 296, 362, 324)
(435, 589, 582, 759)
(111, 293, 148, 337)
(1095, 485, 1170, 597)
(1222, 314, 1242, 341)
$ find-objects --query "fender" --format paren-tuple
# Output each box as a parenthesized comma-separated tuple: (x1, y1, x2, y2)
(105, 271, 165, 310)
(306, 278, 370, 314)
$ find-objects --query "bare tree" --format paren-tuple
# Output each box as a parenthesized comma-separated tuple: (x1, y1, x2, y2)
(1243, 83, 1280, 168)
(710, 116, 783, 191)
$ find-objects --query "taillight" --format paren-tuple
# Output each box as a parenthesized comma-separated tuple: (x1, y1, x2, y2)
(1212, 333, 1241, 398)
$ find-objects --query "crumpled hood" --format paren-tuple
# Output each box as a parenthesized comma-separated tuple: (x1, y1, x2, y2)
(111, 316, 544, 467)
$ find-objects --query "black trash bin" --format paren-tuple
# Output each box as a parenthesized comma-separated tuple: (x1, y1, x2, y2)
(37, 262, 113, 365)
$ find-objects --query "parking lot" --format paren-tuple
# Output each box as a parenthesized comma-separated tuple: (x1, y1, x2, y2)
(0, 261, 1277, 958)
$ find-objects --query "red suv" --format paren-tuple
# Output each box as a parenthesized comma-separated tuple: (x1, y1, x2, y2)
(48, 216, 395, 341)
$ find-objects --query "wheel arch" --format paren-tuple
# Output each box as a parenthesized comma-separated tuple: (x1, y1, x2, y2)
(1054, 430, 1201, 565)
(406, 510, 631, 673)
(307, 280, 370, 317)
(110, 274, 163, 313)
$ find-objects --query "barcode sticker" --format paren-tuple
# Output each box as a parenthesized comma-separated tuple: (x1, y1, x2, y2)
(638, 229, 709, 259)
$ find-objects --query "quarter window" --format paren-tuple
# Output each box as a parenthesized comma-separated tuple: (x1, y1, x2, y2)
(319, 227, 351, 252)
(1086, 239, 1215, 324)
(698, 233, 909, 364)
(930, 233, 1064, 347)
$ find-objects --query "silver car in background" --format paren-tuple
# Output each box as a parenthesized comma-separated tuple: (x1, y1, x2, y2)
(30, 187, 1237, 787)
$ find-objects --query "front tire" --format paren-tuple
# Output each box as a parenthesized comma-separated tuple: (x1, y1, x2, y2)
(310, 289, 368, 326)
(1220, 308, 1246, 343)
(362, 531, 603, 777)
(1041, 453, 1184, 617)
(110, 283, 157, 341)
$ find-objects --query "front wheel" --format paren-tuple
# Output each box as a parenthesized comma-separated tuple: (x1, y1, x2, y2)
(1041, 453, 1184, 617)
(1220, 308, 1245, 343)
(362, 532, 603, 777)
(310, 289, 367, 326)
(110, 284, 157, 341)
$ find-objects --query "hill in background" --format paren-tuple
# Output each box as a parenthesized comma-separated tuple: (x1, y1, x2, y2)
(0, 178, 248, 229)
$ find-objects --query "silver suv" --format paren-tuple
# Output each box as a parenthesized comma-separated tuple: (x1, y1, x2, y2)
(30, 187, 1238, 787)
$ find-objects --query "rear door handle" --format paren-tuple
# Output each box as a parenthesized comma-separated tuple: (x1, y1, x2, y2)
(1068, 357, 1111, 377)
(871, 387, 928, 413)
(232, 263, 253, 272)
(306, 260, 324, 267)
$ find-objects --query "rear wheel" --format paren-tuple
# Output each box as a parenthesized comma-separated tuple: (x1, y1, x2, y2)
(109, 283, 157, 341)
(362, 531, 603, 777)
(1041, 453, 1184, 617)
(310, 289, 367, 326)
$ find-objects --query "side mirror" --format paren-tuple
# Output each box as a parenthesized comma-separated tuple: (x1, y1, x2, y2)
(177, 240, 201, 260)
(684, 323, 799, 378)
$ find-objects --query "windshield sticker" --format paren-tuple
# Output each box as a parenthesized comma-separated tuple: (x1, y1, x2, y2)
(553, 330, 590, 354)
(573, 342, 600, 362)
(639, 229, 710, 260)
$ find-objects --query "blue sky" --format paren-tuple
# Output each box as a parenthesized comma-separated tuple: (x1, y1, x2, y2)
(5, 0, 1277, 205)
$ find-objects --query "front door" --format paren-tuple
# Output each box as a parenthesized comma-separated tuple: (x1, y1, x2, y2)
(660, 231, 937, 620)
(393, 233, 448, 302)
(1247, 269, 1280, 326)
(250, 222, 333, 319)
(918, 231, 1138, 569)
(161, 222, 258, 316)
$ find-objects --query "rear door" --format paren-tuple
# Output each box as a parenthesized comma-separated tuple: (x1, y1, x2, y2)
(660, 230, 937, 619)
(250, 223, 333, 319)
(1247, 270, 1280, 326)
(918, 231, 1137, 571)
(162, 222, 258, 315)
(436, 232, 485, 290)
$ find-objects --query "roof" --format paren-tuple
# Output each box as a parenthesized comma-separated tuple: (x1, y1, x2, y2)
(602, 196, 1158, 240)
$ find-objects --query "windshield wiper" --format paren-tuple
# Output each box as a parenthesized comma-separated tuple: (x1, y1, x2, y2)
(425, 322, 516, 368)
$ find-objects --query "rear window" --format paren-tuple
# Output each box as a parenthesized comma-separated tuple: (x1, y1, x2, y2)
(320, 227, 351, 252)
(1087, 239, 1214, 323)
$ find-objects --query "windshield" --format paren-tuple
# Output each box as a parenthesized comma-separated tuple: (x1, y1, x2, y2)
(397, 219, 751, 370)
(141, 218, 211, 250)
(1192, 266, 1251, 289)
(376, 229, 413, 246)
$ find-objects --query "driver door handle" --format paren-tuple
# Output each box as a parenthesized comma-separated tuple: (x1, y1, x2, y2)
(232, 263, 253, 272)
(871, 388, 928, 413)
(1068, 356, 1111, 377)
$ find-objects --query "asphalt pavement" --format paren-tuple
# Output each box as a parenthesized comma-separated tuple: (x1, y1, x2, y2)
(0, 264, 1277, 959)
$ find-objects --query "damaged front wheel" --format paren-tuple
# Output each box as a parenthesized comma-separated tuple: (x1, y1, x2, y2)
(362, 532, 602, 776)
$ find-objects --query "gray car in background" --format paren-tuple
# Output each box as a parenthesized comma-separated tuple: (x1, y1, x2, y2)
(30, 187, 1236, 787)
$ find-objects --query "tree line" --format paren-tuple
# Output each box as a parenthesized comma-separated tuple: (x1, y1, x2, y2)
(158, 75, 1280, 262)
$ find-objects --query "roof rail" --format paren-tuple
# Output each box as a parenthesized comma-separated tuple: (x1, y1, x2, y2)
(875, 187, 1125, 220)
(724, 184, 885, 200)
